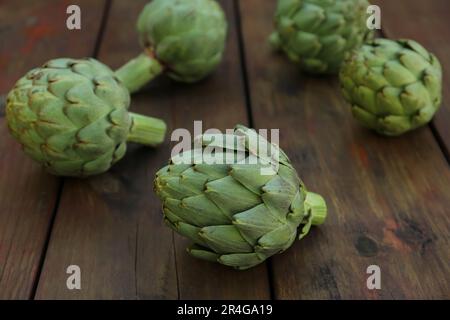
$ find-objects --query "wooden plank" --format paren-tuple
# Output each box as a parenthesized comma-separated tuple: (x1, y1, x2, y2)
(0, 0, 106, 299)
(239, 0, 450, 299)
(35, 0, 270, 299)
(371, 0, 450, 157)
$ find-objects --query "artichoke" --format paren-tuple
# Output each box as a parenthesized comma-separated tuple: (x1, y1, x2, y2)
(340, 39, 443, 136)
(116, 0, 228, 93)
(270, 0, 373, 74)
(154, 125, 327, 270)
(6, 58, 167, 177)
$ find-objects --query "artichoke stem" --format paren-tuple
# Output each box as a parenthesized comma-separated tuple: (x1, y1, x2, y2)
(305, 192, 327, 226)
(115, 53, 164, 94)
(127, 112, 167, 147)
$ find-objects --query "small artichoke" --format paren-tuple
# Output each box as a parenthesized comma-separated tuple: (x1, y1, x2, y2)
(154, 125, 327, 270)
(116, 0, 228, 93)
(270, 0, 373, 74)
(340, 39, 443, 136)
(6, 58, 166, 177)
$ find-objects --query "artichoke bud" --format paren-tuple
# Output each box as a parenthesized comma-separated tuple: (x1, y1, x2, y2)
(340, 39, 443, 136)
(116, 0, 228, 93)
(6, 58, 167, 177)
(154, 125, 327, 269)
(271, 0, 373, 74)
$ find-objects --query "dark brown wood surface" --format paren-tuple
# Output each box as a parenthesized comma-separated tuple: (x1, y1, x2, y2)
(0, 0, 449, 299)
(0, 0, 106, 299)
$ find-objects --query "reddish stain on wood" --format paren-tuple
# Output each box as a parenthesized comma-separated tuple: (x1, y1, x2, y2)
(0, 53, 12, 90)
(22, 24, 55, 54)
(422, 185, 440, 203)
(307, 120, 316, 135)
(365, 289, 380, 300)
(385, 218, 398, 231)
(382, 218, 412, 253)
(351, 143, 369, 168)
(0, 53, 9, 70)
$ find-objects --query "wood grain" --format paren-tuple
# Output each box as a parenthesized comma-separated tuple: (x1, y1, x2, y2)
(4, 0, 449, 300)
(0, 0, 106, 299)
(371, 0, 450, 158)
(35, 0, 270, 299)
(238, 0, 450, 299)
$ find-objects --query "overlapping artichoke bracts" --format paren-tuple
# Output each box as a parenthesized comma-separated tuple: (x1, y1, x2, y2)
(137, 0, 227, 83)
(6, 58, 131, 176)
(340, 39, 443, 136)
(154, 126, 327, 270)
(271, 0, 372, 74)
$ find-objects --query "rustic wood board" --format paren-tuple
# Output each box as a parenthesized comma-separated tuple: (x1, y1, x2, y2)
(371, 0, 450, 158)
(35, 0, 270, 299)
(0, 0, 106, 299)
(238, 0, 450, 299)
(2, 0, 449, 300)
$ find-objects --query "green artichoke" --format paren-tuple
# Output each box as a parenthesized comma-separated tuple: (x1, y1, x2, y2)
(6, 58, 167, 177)
(116, 0, 228, 93)
(154, 125, 327, 270)
(270, 0, 373, 74)
(340, 39, 443, 136)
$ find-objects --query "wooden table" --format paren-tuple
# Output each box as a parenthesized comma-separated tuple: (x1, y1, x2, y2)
(0, 0, 449, 300)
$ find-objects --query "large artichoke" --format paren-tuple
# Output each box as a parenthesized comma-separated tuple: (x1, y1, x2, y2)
(340, 39, 443, 136)
(270, 0, 373, 74)
(116, 0, 228, 93)
(154, 125, 327, 270)
(6, 58, 166, 177)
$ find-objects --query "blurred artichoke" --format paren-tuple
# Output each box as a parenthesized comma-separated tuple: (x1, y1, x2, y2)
(116, 0, 228, 93)
(340, 39, 443, 136)
(6, 58, 166, 177)
(270, 0, 373, 74)
(154, 125, 327, 270)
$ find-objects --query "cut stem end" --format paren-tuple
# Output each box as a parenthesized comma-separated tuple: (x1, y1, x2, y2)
(127, 112, 166, 147)
(305, 192, 327, 226)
